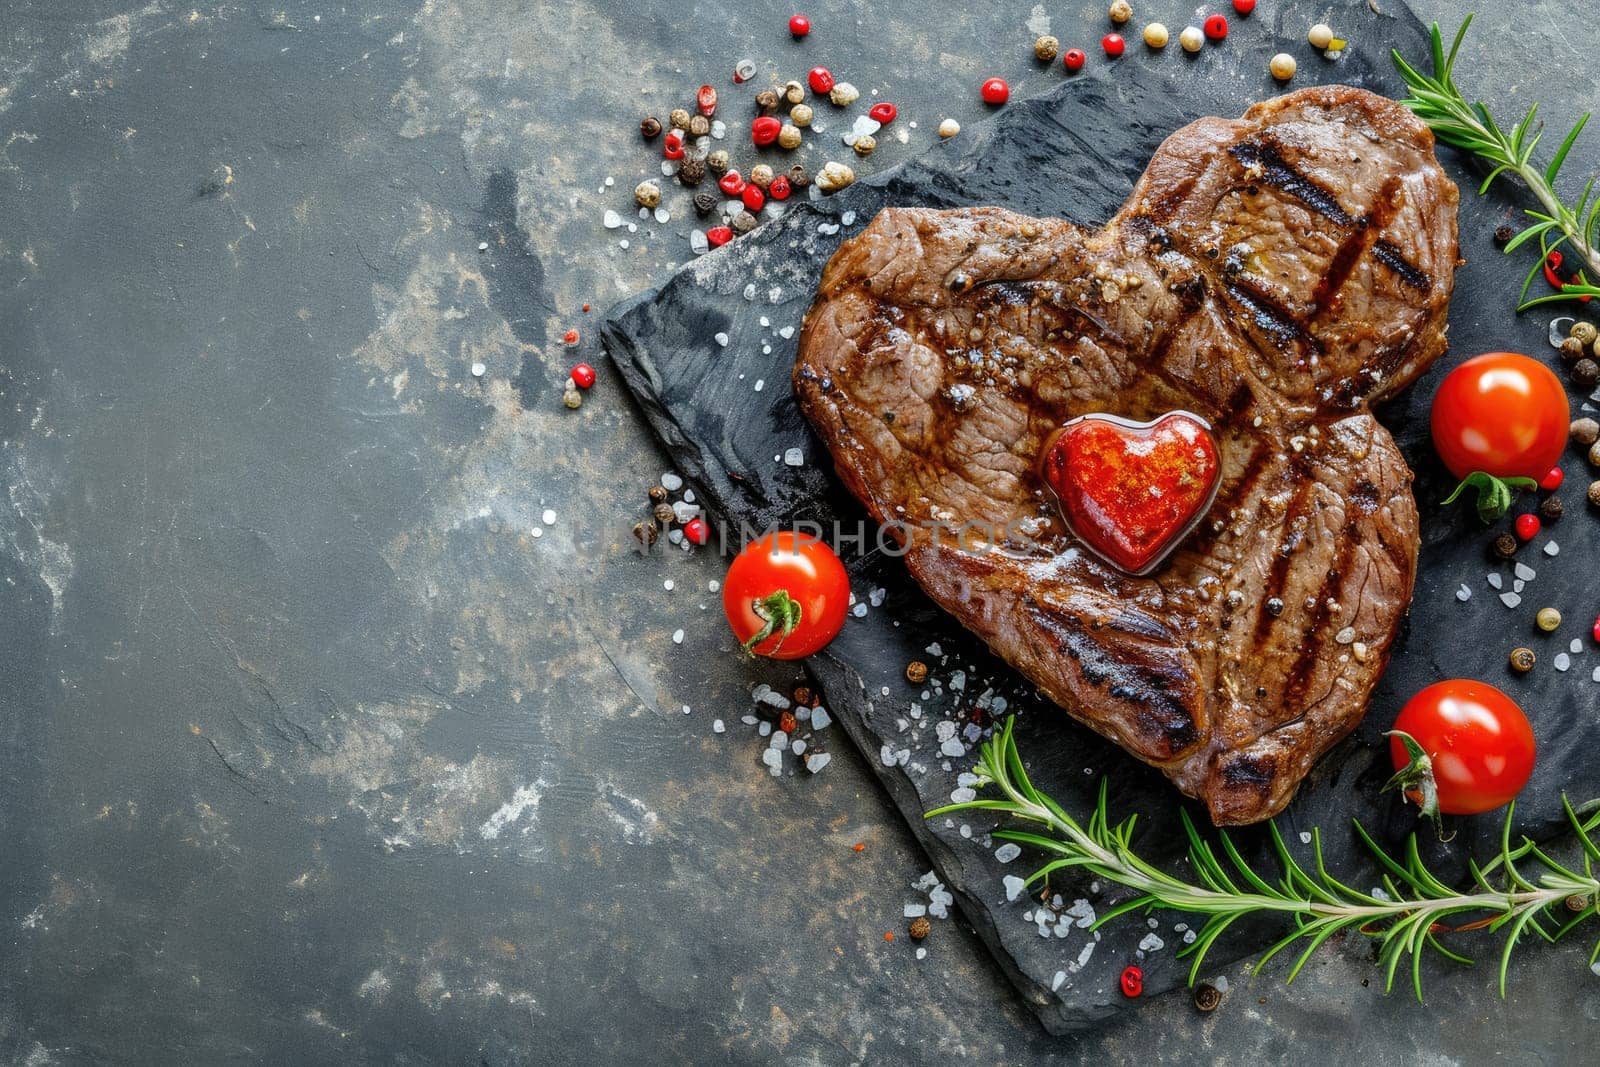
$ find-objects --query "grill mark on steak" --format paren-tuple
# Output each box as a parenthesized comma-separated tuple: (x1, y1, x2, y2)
(794, 87, 1456, 824)
(1371, 240, 1433, 290)
(1228, 138, 1353, 226)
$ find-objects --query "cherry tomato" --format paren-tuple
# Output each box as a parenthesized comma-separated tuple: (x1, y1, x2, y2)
(1389, 680, 1535, 815)
(1430, 352, 1570, 481)
(722, 532, 849, 659)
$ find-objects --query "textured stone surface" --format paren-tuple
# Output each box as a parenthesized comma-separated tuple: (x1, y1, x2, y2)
(2, 0, 1597, 1061)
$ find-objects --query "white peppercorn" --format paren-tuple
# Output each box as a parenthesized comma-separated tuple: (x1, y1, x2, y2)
(1143, 23, 1168, 48)
(633, 180, 661, 209)
(791, 103, 814, 128)
(828, 82, 860, 107)
(1034, 35, 1060, 62)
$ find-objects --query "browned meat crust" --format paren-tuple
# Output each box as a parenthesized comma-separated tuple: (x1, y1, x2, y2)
(794, 87, 1458, 824)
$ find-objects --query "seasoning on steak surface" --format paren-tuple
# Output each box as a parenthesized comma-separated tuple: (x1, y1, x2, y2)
(794, 86, 1459, 825)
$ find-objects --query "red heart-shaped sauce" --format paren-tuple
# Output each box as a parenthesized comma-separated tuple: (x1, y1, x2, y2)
(1039, 411, 1221, 576)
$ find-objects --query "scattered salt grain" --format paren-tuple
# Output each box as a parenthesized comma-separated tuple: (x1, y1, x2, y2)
(708, 579, 720, 592)
(477, 241, 489, 252)
(949, 786, 977, 804)
(663, 579, 674, 591)
(1545, 541, 1560, 557)
(1456, 584, 1472, 602)
(812, 708, 832, 730)
(1556, 653, 1572, 672)
(1299, 831, 1312, 844)
(805, 752, 831, 773)
(653, 206, 670, 224)
(940, 738, 965, 758)
(791, 739, 806, 755)
(672, 629, 684, 644)
(603, 210, 623, 229)
(1488, 573, 1504, 590)
(542, 508, 557, 525)
(1514, 579, 1525, 594)
(758, 721, 772, 737)
(1573, 639, 1584, 654)
(712, 719, 725, 733)
(1500, 591, 1522, 609)
(959, 824, 972, 839)
(1593, 666, 1600, 682)
(661, 472, 683, 491)
(711, 120, 726, 139)
(741, 714, 758, 726)
(1003, 875, 1027, 902)
(852, 603, 868, 618)
(713, 332, 729, 347)
(783, 447, 804, 466)
(770, 730, 788, 750)
(1516, 562, 1536, 581)
(762, 747, 781, 769)
(1138, 933, 1165, 953)
(470, 361, 486, 377)
(916, 947, 927, 960)
(618, 239, 630, 249)
(995, 842, 1022, 864)
(689, 229, 708, 253)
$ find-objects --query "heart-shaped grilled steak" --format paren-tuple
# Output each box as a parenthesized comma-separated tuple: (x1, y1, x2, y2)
(794, 86, 1459, 824)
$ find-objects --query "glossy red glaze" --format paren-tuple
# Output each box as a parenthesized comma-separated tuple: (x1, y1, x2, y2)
(1040, 412, 1221, 575)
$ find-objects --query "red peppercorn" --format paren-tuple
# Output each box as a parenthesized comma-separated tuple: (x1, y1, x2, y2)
(742, 184, 766, 212)
(868, 101, 897, 124)
(1063, 48, 1086, 72)
(719, 170, 747, 196)
(706, 226, 732, 248)
(570, 363, 596, 389)
(1120, 965, 1143, 997)
(1540, 467, 1565, 491)
(563, 329, 579, 345)
(808, 67, 834, 94)
(1102, 33, 1125, 57)
(768, 175, 791, 201)
(1204, 14, 1228, 40)
(1515, 513, 1541, 541)
(663, 130, 685, 161)
(1232, 0, 1255, 13)
(980, 77, 1009, 105)
(789, 14, 810, 37)
(697, 85, 718, 117)
(684, 517, 709, 545)
(1594, 615, 1600, 644)
(751, 115, 782, 146)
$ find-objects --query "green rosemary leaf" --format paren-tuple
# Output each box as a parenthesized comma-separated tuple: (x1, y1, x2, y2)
(1547, 113, 1592, 185)
(1564, 796, 1600, 863)
(1092, 894, 1157, 929)
(1499, 907, 1542, 996)
(1220, 828, 1281, 898)
(1426, 930, 1475, 967)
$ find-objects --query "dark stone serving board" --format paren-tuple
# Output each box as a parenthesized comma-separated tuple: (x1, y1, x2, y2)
(603, 0, 1600, 1033)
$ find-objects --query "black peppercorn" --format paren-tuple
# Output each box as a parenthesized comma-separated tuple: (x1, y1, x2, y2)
(1193, 983, 1222, 1013)
(632, 521, 658, 546)
(640, 116, 662, 140)
(1492, 224, 1514, 246)
(678, 157, 706, 185)
(792, 685, 814, 707)
(1560, 337, 1587, 364)
(1493, 532, 1518, 559)
(648, 484, 668, 503)
(1573, 358, 1599, 387)
(1509, 647, 1536, 674)
(755, 88, 781, 114)
(1265, 597, 1284, 617)
(1540, 495, 1564, 522)
(788, 163, 810, 189)
(653, 503, 675, 525)
(693, 191, 717, 216)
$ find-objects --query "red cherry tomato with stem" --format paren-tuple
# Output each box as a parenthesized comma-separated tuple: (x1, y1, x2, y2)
(1430, 352, 1569, 481)
(1388, 680, 1535, 816)
(722, 532, 849, 659)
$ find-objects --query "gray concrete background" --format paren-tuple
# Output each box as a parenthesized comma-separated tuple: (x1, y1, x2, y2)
(3, 1, 1598, 1063)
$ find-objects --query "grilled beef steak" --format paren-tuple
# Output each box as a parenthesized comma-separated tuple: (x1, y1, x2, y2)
(794, 87, 1458, 824)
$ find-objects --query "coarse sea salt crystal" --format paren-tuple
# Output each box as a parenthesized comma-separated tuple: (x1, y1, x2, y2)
(779, 325, 795, 339)
(812, 708, 832, 730)
(805, 752, 831, 773)
(672, 629, 684, 644)
(661, 472, 683, 491)
(1593, 666, 1600, 683)
(905, 903, 927, 918)
(758, 721, 771, 737)
(940, 738, 965, 758)
(1139, 933, 1165, 953)
(852, 603, 868, 618)
(663, 579, 674, 591)
(1501, 591, 1522, 609)
(949, 786, 976, 803)
(1516, 562, 1536, 581)
(995, 842, 1022, 863)
(603, 210, 623, 228)
(1299, 831, 1312, 844)
(1003, 875, 1027, 901)
(1574, 639, 1585, 654)
(792, 739, 806, 755)
(1513, 579, 1525, 594)
(1545, 541, 1560, 556)
(753, 379, 764, 392)
(654, 207, 670, 224)
(1556, 653, 1572, 672)
(1488, 573, 1503, 590)
(689, 229, 708, 253)
(712, 719, 725, 733)
(1051, 970, 1067, 992)
(542, 508, 557, 525)
(783, 447, 804, 466)
(1456, 584, 1472, 602)
(915, 947, 927, 960)
(743, 282, 757, 301)
(713, 332, 729, 347)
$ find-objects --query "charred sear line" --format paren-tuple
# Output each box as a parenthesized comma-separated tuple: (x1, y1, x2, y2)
(1220, 753, 1275, 790)
(1370, 240, 1432, 290)
(1030, 605, 1199, 755)
(1224, 282, 1324, 357)
(1228, 140, 1353, 226)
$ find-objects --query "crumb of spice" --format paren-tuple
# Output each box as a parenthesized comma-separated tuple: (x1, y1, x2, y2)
(693, 191, 717, 216)
(884, 931, 895, 942)
(905, 660, 929, 683)
(851, 842, 866, 852)
(1492, 224, 1514, 246)
(1509, 647, 1536, 673)
(1540, 495, 1564, 522)
(909, 916, 931, 940)
(792, 685, 813, 706)
(1034, 35, 1060, 62)
(1493, 532, 1519, 559)
(563, 328, 579, 345)
(778, 709, 797, 734)
(678, 157, 706, 185)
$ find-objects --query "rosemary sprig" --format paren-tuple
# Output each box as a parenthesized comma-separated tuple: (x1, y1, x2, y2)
(927, 718, 1600, 999)
(1393, 15, 1600, 310)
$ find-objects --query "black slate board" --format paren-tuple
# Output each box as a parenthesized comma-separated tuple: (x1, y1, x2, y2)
(604, 0, 1600, 1032)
